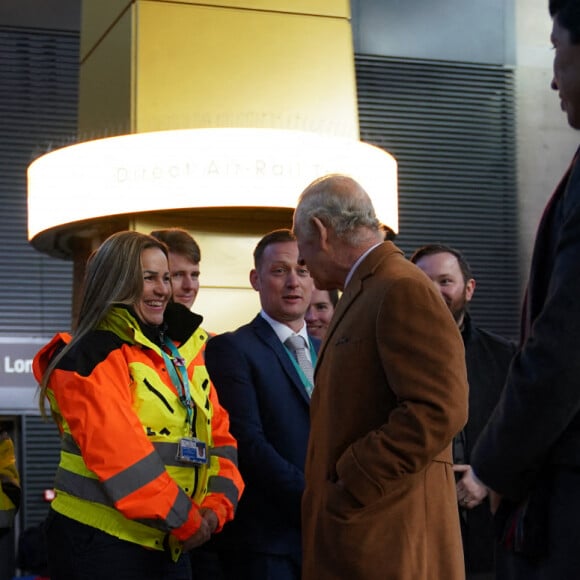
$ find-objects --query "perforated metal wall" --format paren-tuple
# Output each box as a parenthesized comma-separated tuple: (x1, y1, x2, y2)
(0, 26, 77, 337)
(356, 55, 520, 339)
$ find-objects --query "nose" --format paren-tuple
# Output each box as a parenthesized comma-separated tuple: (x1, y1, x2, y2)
(286, 270, 300, 288)
(154, 278, 171, 296)
(305, 306, 315, 322)
(551, 77, 558, 91)
(181, 275, 193, 290)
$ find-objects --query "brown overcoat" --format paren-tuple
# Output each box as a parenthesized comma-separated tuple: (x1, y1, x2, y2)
(302, 242, 468, 580)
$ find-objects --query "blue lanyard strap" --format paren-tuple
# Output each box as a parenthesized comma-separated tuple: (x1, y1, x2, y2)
(160, 338, 194, 428)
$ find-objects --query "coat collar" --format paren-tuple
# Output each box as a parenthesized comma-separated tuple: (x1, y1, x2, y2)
(99, 303, 203, 349)
(316, 242, 403, 371)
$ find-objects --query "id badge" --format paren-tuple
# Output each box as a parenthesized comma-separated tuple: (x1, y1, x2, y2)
(176, 437, 208, 465)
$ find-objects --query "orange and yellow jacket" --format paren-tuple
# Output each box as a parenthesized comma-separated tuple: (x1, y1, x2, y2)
(0, 435, 20, 528)
(33, 303, 243, 559)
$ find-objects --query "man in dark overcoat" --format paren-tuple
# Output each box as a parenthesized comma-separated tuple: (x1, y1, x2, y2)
(471, 1, 580, 577)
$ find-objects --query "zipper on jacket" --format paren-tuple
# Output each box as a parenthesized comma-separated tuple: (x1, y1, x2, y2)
(143, 378, 174, 414)
(192, 465, 199, 497)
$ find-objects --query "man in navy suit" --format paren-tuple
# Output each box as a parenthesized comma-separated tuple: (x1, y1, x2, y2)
(470, 1, 580, 577)
(205, 228, 317, 580)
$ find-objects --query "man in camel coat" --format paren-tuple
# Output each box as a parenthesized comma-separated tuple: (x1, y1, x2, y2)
(293, 174, 468, 580)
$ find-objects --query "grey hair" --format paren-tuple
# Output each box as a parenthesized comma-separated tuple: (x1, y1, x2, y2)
(294, 174, 381, 245)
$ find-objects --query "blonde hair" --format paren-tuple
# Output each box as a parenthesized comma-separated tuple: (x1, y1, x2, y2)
(38, 231, 168, 416)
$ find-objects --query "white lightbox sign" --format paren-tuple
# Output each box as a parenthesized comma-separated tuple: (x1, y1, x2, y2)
(27, 128, 397, 240)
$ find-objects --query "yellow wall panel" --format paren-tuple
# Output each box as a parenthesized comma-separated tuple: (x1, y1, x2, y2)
(134, 1, 358, 136)
(73, 0, 365, 329)
(80, 0, 132, 60)
(81, 0, 350, 61)
(78, 8, 134, 136)
(195, 288, 260, 334)
(191, 231, 257, 288)
(150, 0, 350, 18)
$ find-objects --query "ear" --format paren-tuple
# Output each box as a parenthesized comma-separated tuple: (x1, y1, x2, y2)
(465, 278, 476, 302)
(249, 268, 260, 291)
(312, 216, 329, 250)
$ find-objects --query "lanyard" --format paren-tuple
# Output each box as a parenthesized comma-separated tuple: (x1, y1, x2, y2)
(160, 338, 194, 428)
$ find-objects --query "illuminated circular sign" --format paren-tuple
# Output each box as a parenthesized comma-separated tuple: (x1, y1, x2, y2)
(27, 128, 397, 243)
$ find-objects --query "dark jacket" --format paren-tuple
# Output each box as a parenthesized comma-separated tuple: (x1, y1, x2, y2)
(459, 312, 515, 574)
(472, 151, 580, 569)
(205, 315, 319, 559)
(473, 152, 580, 499)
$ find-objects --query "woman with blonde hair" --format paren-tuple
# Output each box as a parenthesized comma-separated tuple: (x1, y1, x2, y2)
(35, 230, 243, 580)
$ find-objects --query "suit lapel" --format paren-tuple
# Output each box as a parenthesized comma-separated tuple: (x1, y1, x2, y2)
(251, 315, 311, 404)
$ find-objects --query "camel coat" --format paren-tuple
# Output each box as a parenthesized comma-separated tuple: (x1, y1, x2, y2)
(302, 242, 468, 580)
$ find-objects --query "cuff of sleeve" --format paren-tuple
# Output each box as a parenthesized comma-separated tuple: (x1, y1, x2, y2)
(171, 501, 202, 542)
(200, 497, 230, 533)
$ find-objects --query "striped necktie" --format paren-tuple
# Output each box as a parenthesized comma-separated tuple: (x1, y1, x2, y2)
(284, 335, 314, 394)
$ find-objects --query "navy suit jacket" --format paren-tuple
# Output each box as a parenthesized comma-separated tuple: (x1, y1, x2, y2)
(205, 314, 319, 557)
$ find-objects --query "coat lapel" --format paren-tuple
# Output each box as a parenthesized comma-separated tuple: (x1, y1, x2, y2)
(315, 242, 402, 374)
(524, 151, 580, 340)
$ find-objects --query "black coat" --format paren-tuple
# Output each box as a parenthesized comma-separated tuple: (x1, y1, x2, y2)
(458, 313, 515, 574)
(473, 151, 580, 498)
(471, 152, 580, 574)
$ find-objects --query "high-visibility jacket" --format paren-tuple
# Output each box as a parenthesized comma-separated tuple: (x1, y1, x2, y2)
(0, 435, 20, 528)
(33, 303, 243, 558)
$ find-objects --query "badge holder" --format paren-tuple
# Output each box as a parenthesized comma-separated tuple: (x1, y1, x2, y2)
(176, 437, 208, 465)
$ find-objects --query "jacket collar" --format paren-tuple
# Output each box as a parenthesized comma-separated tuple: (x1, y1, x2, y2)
(316, 242, 403, 368)
(100, 303, 203, 348)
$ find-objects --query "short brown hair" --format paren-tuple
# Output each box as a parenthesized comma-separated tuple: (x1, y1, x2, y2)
(150, 228, 201, 264)
(253, 229, 296, 269)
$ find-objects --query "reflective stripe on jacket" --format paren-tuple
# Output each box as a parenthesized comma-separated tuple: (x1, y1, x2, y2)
(33, 304, 243, 554)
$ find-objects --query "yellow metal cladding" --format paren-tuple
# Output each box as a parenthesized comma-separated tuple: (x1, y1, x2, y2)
(69, 0, 382, 331)
(148, 0, 349, 16)
(78, 0, 358, 137)
(78, 7, 133, 138)
(79, 0, 131, 60)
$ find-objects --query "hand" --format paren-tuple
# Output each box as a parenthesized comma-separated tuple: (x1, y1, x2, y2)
(454, 464, 488, 509)
(181, 517, 211, 552)
(200, 508, 219, 534)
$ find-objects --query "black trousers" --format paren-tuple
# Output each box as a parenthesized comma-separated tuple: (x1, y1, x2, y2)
(220, 547, 301, 580)
(45, 509, 192, 580)
(0, 527, 15, 580)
